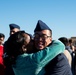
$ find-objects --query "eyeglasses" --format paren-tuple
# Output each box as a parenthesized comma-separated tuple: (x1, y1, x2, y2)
(34, 34, 51, 40)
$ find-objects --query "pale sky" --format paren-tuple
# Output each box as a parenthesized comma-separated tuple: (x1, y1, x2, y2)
(0, 0, 76, 41)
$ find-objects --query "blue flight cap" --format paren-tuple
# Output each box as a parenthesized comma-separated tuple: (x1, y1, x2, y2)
(34, 20, 51, 32)
(9, 23, 20, 30)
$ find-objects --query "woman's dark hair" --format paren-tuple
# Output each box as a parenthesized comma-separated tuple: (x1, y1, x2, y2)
(4, 31, 31, 65)
(0, 33, 5, 38)
(7, 31, 26, 55)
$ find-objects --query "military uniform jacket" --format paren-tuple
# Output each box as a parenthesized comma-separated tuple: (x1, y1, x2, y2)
(44, 53, 72, 75)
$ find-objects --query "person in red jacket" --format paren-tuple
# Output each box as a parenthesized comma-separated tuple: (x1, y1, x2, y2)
(0, 33, 5, 75)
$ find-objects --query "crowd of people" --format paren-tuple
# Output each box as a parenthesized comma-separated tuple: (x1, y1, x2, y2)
(0, 20, 76, 75)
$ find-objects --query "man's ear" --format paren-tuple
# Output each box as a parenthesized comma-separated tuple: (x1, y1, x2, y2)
(22, 45, 27, 52)
(50, 37, 52, 41)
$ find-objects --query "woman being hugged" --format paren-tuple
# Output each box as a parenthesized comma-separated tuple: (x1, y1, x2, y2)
(4, 31, 64, 75)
